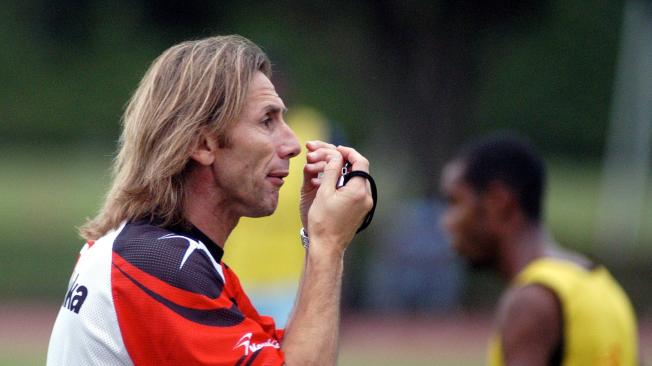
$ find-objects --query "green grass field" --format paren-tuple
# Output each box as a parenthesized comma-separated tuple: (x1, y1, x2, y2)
(0, 147, 651, 365)
(545, 159, 652, 255)
(2, 147, 650, 300)
(0, 148, 112, 299)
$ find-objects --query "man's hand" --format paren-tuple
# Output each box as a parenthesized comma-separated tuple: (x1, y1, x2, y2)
(300, 140, 337, 230)
(284, 141, 372, 365)
(300, 141, 373, 256)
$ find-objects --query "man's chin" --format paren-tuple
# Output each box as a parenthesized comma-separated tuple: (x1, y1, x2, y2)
(244, 199, 278, 218)
(248, 209, 275, 218)
(466, 257, 493, 270)
(454, 249, 492, 269)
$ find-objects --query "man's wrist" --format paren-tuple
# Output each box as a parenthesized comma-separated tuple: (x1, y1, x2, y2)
(299, 227, 310, 249)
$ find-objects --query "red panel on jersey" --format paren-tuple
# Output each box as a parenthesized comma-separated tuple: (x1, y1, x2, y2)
(111, 252, 285, 365)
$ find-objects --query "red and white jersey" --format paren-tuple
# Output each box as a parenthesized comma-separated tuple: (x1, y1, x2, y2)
(47, 221, 285, 365)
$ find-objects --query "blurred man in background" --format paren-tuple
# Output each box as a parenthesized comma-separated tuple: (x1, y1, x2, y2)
(440, 133, 639, 365)
(47, 34, 373, 365)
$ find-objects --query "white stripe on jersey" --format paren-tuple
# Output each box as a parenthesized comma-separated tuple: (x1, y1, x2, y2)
(47, 222, 133, 366)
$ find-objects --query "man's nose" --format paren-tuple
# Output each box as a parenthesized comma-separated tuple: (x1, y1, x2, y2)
(280, 121, 301, 159)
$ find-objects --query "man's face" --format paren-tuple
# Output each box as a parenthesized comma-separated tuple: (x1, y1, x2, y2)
(440, 161, 498, 268)
(211, 71, 300, 218)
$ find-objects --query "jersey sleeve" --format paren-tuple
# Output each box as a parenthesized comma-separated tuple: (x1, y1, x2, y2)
(110, 226, 286, 366)
(222, 264, 286, 341)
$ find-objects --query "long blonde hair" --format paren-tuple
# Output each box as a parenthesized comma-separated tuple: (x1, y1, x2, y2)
(80, 35, 271, 240)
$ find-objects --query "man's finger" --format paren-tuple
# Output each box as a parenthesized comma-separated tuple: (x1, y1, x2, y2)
(319, 154, 344, 194)
(307, 147, 341, 164)
(336, 146, 369, 172)
(306, 140, 337, 152)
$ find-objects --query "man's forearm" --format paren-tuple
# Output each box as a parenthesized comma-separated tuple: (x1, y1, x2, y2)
(281, 244, 344, 366)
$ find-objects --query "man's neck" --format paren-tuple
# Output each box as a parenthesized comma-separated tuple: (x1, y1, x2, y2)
(498, 223, 550, 280)
(184, 205, 239, 249)
(182, 168, 240, 248)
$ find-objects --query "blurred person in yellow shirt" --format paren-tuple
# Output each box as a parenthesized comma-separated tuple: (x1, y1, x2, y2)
(440, 133, 639, 366)
(225, 106, 333, 326)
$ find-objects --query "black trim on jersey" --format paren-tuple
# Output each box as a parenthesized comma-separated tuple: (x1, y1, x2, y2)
(549, 333, 563, 366)
(113, 262, 245, 326)
(235, 355, 247, 366)
(549, 295, 564, 366)
(114, 221, 224, 298)
(235, 349, 263, 366)
(245, 349, 262, 366)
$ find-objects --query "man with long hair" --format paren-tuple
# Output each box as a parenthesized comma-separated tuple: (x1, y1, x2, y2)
(47, 35, 373, 365)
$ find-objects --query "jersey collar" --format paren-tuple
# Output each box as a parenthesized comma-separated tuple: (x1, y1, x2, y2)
(169, 223, 224, 263)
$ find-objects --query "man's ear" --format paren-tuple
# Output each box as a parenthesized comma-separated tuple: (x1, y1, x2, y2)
(190, 130, 218, 166)
(484, 181, 517, 223)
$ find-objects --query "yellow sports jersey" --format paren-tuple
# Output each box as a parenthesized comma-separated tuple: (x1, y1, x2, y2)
(488, 257, 638, 366)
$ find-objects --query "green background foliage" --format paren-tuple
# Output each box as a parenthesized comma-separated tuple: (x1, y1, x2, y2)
(2, 1, 652, 364)
(2, 0, 650, 311)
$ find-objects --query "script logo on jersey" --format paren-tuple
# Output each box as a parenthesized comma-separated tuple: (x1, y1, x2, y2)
(63, 274, 88, 314)
(234, 332, 280, 356)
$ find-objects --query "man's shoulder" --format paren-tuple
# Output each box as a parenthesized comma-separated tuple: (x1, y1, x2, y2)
(503, 284, 560, 315)
(497, 283, 561, 325)
(495, 284, 563, 361)
(112, 221, 225, 298)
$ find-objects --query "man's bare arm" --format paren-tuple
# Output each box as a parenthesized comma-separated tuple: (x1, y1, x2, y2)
(282, 142, 372, 366)
(500, 284, 563, 366)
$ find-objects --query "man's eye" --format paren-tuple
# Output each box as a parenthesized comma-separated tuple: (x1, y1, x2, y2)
(262, 118, 272, 127)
